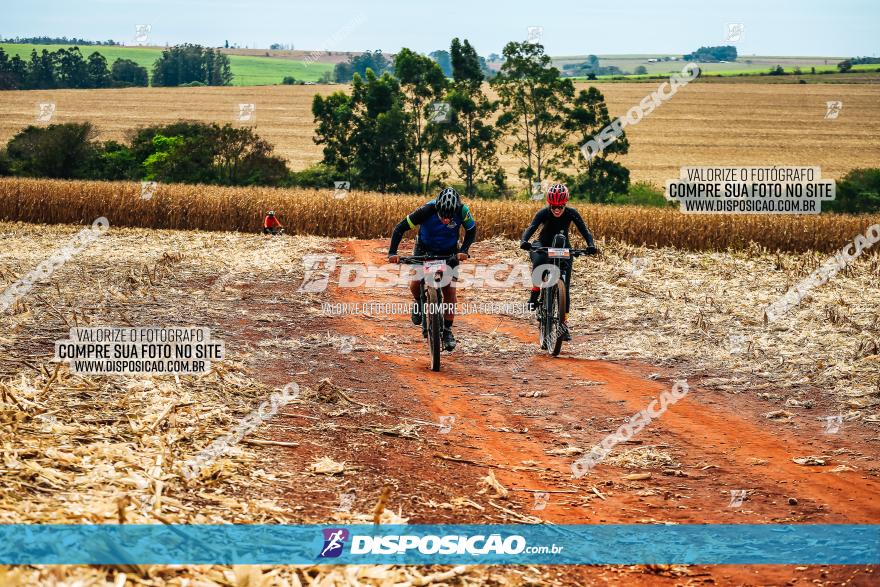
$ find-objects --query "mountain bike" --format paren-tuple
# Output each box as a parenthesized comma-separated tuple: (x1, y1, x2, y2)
(399, 254, 459, 371)
(526, 234, 594, 357)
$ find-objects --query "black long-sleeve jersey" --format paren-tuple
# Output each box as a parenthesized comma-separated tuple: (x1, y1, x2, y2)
(520, 206, 595, 248)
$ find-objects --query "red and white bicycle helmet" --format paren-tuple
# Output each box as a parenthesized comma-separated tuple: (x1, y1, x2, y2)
(546, 183, 570, 206)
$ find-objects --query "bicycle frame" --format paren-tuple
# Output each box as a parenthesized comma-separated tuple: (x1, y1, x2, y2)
(535, 232, 571, 305)
(399, 254, 457, 370)
(529, 232, 589, 356)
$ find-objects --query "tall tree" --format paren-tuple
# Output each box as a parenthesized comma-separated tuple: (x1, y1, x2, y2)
(492, 41, 574, 187)
(212, 125, 288, 185)
(152, 44, 232, 86)
(111, 58, 149, 87)
(349, 70, 414, 192)
(56, 47, 89, 88)
(450, 39, 482, 83)
(0, 48, 27, 89)
(204, 47, 233, 86)
(448, 38, 501, 196)
(421, 113, 454, 191)
(86, 51, 111, 88)
(394, 48, 449, 193)
(311, 91, 357, 181)
(562, 87, 630, 202)
(28, 49, 57, 89)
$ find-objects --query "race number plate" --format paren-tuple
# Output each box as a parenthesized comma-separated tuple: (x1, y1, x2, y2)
(547, 248, 570, 258)
(423, 260, 446, 274)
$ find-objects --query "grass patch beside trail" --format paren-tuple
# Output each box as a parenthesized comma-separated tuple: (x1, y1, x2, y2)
(0, 43, 332, 85)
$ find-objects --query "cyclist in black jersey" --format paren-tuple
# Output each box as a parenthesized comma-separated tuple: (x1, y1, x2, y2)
(519, 183, 598, 341)
(388, 187, 476, 351)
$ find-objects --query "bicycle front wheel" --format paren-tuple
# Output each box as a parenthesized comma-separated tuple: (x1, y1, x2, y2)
(426, 286, 442, 371)
(543, 284, 565, 356)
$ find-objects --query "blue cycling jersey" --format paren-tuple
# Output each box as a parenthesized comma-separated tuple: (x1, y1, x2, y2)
(414, 200, 476, 252)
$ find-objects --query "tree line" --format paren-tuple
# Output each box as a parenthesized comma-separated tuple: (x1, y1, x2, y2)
(151, 45, 232, 86)
(313, 39, 631, 200)
(332, 48, 495, 84)
(682, 46, 737, 62)
(0, 118, 876, 212)
(1, 36, 120, 46)
(0, 121, 287, 186)
(333, 51, 393, 82)
(0, 44, 232, 90)
(0, 47, 146, 89)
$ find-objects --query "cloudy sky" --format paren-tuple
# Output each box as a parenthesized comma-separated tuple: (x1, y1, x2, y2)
(4, 0, 877, 57)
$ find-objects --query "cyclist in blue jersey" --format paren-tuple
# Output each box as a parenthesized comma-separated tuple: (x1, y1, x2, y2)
(388, 187, 476, 351)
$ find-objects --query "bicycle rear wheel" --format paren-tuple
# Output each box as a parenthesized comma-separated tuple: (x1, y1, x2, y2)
(426, 286, 442, 371)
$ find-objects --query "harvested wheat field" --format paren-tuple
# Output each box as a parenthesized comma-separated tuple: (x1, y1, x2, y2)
(2, 177, 879, 252)
(1, 82, 878, 185)
(1, 221, 878, 585)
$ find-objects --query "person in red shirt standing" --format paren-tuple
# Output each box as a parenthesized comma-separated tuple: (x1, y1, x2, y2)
(263, 211, 284, 235)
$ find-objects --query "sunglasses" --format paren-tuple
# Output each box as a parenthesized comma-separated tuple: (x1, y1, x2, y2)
(549, 205, 565, 211)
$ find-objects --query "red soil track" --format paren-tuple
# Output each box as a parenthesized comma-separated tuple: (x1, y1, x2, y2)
(240, 239, 879, 586)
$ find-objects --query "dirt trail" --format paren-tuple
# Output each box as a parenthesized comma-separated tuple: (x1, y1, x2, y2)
(237, 238, 879, 585)
(332, 239, 880, 523)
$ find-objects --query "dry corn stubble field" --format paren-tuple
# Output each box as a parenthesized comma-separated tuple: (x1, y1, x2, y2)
(467, 235, 880, 407)
(2, 178, 879, 252)
(1, 72, 880, 587)
(0, 223, 542, 586)
(1, 221, 879, 585)
(1, 82, 879, 185)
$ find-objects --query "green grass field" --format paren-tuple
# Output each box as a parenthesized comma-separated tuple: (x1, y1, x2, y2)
(567, 61, 878, 82)
(552, 54, 855, 75)
(0, 43, 333, 85)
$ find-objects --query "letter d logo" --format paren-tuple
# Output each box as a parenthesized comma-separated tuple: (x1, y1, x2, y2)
(580, 139, 601, 162)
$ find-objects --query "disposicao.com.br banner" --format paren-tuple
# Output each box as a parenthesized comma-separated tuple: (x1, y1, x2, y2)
(1, 524, 877, 565)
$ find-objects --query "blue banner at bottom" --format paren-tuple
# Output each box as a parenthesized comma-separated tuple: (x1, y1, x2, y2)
(0, 524, 877, 565)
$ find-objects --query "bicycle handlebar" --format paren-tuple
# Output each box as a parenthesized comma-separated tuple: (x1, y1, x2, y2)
(397, 254, 459, 265)
(528, 246, 597, 257)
